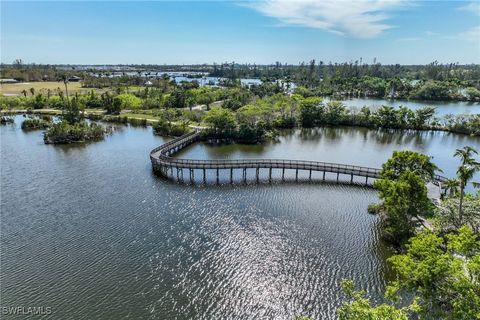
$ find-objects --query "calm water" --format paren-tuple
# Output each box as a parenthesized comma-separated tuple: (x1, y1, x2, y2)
(1, 117, 478, 319)
(328, 97, 480, 116)
(179, 127, 479, 186)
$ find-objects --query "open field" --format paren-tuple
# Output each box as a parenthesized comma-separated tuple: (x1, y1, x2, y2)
(0, 81, 99, 96)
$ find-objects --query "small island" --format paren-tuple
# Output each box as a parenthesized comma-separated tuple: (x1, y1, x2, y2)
(21, 116, 52, 130)
(43, 121, 105, 144)
(1, 62, 479, 144)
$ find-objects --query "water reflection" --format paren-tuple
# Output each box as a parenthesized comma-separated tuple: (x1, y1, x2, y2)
(293, 127, 427, 148)
(329, 97, 480, 116)
(1, 118, 477, 320)
(179, 127, 479, 185)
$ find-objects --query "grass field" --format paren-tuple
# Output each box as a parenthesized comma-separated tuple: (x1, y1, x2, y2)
(0, 81, 98, 96)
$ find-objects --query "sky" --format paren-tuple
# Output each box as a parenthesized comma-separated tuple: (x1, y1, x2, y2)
(1, 0, 479, 65)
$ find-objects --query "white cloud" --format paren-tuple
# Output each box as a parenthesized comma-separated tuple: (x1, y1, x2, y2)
(458, 1, 480, 16)
(243, 0, 408, 38)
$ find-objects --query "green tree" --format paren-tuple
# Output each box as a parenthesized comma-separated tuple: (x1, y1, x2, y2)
(185, 89, 197, 111)
(396, 106, 415, 129)
(166, 88, 187, 108)
(436, 195, 480, 233)
(375, 171, 433, 245)
(443, 178, 460, 197)
(410, 80, 455, 101)
(454, 146, 480, 224)
(388, 227, 480, 319)
(380, 150, 439, 182)
(336, 280, 416, 320)
(62, 94, 83, 124)
(100, 92, 118, 114)
(323, 101, 347, 125)
(337, 227, 480, 320)
(466, 87, 480, 101)
(236, 104, 265, 126)
(57, 74, 70, 101)
(203, 107, 236, 137)
(386, 77, 403, 99)
(30, 93, 46, 109)
(412, 107, 435, 129)
(298, 97, 322, 127)
(113, 93, 142, 110)
(375, 106, 397, 128)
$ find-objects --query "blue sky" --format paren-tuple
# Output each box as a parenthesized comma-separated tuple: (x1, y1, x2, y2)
(1, 1, 479, 65)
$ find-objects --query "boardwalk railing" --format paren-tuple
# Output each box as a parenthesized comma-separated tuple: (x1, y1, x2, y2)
(150, 131, 448, 186)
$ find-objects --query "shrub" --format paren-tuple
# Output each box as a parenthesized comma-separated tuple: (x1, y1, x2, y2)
(153, 119, 189, 136)
(27, 93, 48, 109)
(0, 96, 25, 110)
(128, 117, 148, 126)
(44, 121, 105, 144)
(21, 117, 51, 130)
(113, 93, 142, 110)
(0, 116, 15, 125)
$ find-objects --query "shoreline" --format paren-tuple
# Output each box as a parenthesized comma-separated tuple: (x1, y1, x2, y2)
(3, 109, 478, 137)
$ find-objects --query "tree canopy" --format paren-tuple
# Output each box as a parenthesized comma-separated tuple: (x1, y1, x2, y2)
(337, 226, 480, 320)
(379, 150, 439, 182)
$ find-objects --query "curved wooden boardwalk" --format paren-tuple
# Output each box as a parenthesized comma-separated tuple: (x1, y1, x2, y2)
(150, 131, 448, 188)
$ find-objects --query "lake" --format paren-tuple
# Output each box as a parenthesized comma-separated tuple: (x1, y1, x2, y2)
(326, 97, 480, 116)
(178, 127, 479, 186)
(1, 117, 478, 319)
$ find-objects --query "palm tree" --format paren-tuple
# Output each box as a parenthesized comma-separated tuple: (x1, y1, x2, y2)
(21, 89, 28, 97)
(443, 178, 460, 197)
(454, 146, 480, 223)
(29, 87, 35, 96)
(57, 74, 69, 102)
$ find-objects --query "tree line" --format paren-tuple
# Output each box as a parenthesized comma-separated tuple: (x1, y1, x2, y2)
(2, 82, 479, 139)
(2, 60, 480, 102)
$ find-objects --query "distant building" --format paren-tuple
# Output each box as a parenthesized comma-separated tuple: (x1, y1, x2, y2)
(68, 76, 82, 82)
(0, 79, 18, 83)
(145, 80, 153, 86)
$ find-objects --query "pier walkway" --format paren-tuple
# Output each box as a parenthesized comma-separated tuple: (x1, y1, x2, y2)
(150, 131, 448, 188)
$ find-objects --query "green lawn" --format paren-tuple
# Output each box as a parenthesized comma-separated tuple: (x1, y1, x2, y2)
(119, 113, 201, 126)
(0, 81, 101, 96)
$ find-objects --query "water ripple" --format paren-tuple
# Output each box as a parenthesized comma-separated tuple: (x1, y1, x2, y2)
(6, 118, 463, 319)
